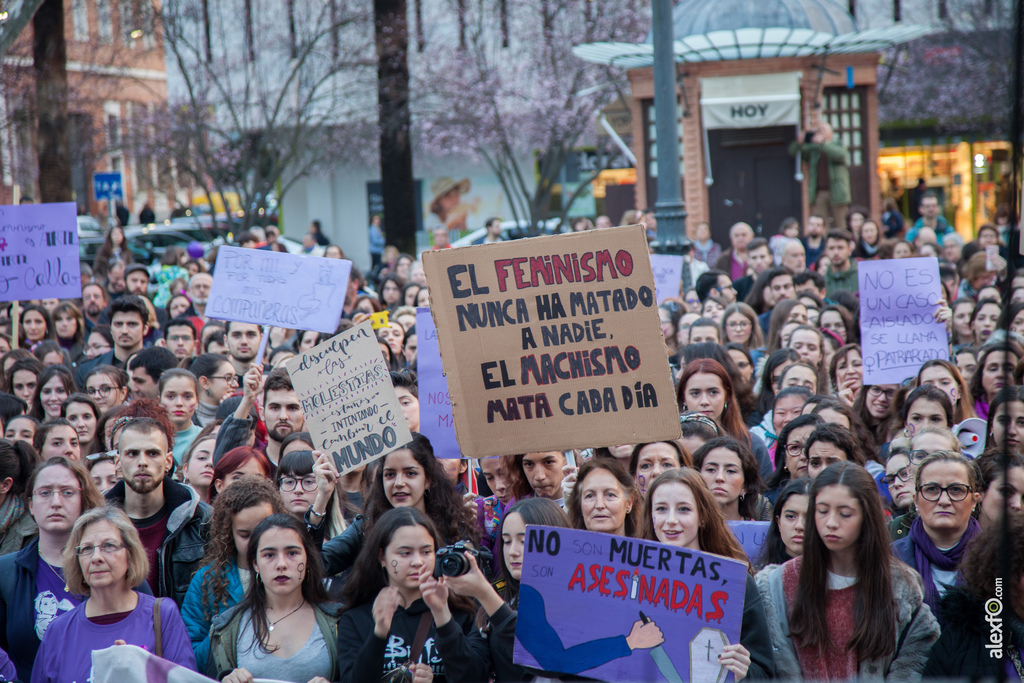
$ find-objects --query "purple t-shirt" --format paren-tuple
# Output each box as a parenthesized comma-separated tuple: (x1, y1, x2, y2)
(34, 557, 82, 642)
(31, 591, 196, 682)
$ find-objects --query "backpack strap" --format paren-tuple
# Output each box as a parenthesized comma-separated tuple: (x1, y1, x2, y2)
(153, 597, 163, 658)
(407, 612, 433, 666)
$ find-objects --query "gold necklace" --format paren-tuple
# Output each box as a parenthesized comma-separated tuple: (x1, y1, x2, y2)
(42, 557, 69, 593)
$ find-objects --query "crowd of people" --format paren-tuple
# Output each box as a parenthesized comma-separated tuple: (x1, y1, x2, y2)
(0, 196, 1020, 682)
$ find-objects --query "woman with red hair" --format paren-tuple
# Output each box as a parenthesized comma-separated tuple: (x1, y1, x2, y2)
(677, 358, 773, 478)
(209, 447, 273, 502)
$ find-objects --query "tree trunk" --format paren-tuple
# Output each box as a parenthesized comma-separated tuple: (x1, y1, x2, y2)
(32, 0, 72, 203)
(375, 0, 416, 256)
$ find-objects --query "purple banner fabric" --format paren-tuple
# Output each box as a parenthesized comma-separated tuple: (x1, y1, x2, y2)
(0, 202, 81, 301)
(514, 525, 746, 682)
(859, 257, 949, 385)
(416, 307, 460, 458)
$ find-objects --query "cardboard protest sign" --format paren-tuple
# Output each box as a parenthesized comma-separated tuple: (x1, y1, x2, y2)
(416, 307, 460, 458)
(0, 202, 81, 301)
(207, 245, 351, 333)
(514, 526, 747, 683)
(422, 225, 680, 457)
(859, 257, 949, 385)
(649, 254, 684, 304)
(727, 521, 769, 564)
(284, 321, 412, 474)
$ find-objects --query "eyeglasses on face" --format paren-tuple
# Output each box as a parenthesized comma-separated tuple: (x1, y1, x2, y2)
(279, 476, 317, 492)
(917, 483, 971, 502)
(867, 386, 896, 400)
(32, 487, 81, 501)
(75, 542, 126, 556)
(883, 467, 911, 486)
(784, 442, 807, 457)
(87, 385, 117, 398)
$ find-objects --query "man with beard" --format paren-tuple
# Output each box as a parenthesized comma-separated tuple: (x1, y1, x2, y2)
(106, 418, 211, 603)
(75, 295, 150, 387)
(225, 321, 263, 379)
(213, 365, 304, 466)
(187, 273, 212, 319)
(81, 283, 108, 333)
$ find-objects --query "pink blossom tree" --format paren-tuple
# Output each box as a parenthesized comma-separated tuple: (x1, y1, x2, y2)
(413, 0, 649, 231)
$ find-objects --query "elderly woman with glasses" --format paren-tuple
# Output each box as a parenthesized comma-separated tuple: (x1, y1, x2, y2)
(888, 427, 964, 542)
(32, 506, 196, 682)
(892, 451, 982, 625)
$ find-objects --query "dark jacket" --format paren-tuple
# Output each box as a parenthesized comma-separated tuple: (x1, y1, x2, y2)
(207, 600, 341, 680)
(922, 586, 1020, 681)
(106, 476, 212, 604)
(212, 415, 253, 466)
(890, 510, 915, 542)
(337, 597, 490, 683)
(319, 515, 366, 577)
(74, 348, 118, 387)
(0, 538, 154, 682)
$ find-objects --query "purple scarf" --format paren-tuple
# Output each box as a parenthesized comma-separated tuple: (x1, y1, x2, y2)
(909, 515, 981, 612)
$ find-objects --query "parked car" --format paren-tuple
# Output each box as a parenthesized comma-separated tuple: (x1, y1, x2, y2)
(76, 215, 103, 235)
(450, 218, 562, 248)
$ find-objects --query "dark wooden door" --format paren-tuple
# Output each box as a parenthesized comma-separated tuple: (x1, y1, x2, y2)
(707, 126, 802, 245)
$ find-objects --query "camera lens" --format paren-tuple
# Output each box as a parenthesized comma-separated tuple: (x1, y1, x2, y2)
(440, 554, 467, 577)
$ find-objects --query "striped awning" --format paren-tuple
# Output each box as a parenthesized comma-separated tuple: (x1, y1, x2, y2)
(572, 24, 934, 68)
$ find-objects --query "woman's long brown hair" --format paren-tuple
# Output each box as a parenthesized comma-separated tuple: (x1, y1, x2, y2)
(677, 359, 749, 445)
(788, 461, 897, 661)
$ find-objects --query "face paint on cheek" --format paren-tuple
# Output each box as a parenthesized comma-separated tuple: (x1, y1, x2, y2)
(392, 560, 399, 575)
(638, 474, 646, 495)
(906, 423, 916, 436)
(297, 562, 305, 575)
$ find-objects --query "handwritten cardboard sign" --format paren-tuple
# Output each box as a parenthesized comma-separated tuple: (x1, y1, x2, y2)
(422, 226, 680, 457)
(859, 257, 949, 385)
(514, 526, 746, 682)
(726, 521, 769, 565)
(0, 202, 81, 301)
(284, 321, 412, 474)
(416, 307, 460, 459)
(649, 254, 684, 305)
(207, 245, 351, 333)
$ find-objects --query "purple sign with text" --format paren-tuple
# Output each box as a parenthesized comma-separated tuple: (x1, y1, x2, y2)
(727, 521, 769, 565)
(0, 202, 81, 301)
(859, 257, 948, 385)
(650, 254, 684, 304)
(514, 526, 746, 683)
(416, 307, 460, 458)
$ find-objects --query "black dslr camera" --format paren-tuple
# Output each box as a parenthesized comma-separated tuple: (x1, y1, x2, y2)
(433, 541, 492, 577)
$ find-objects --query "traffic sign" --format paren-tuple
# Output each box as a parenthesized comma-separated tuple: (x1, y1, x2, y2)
(93, 172, 123, 201)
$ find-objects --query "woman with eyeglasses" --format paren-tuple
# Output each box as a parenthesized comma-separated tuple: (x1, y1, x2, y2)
(883, 449, 914, 515)
(33, 506, 197, 681)
(0, 457, 105, 681)
(889, 427, 965, 542)
(190, 354, 239, 427)
(182, 475, 286, 672)
(82, 365, 129, 415)
(276, 450, 348, 541)
(722, 303, 764, 354)
(973, 451, 1024, 533)
(763, 414, 822, 503)
(853, 384, 899, 453)
(892, 451, 981, 623)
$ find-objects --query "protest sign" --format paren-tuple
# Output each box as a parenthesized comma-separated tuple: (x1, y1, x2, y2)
(416, 307, 460, 458)
(514, 526, 746, 683)
(285, 321, 412, 474)
(92, 644, 287, 683)
(649, 254, 684, 305)
(859, 257, 949, 385)
(207, 245, 351, 333)
(0, 202, 81, 301)
(422, 225, 680, 457)
(727, 521, 769, 564)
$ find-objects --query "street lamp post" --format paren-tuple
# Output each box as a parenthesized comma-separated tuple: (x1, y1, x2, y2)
(650, 0, 688, 254)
